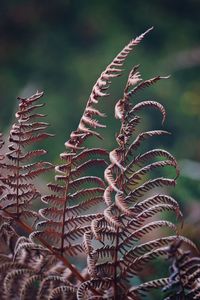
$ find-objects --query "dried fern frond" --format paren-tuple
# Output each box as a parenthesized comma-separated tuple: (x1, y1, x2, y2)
(0, 91, 53, 225)
(32, 28, 152, 268)
(79, 54, 195, 299)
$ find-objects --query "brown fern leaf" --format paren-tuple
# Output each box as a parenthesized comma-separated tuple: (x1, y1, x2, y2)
(127, 75, 170, 99)
(0, 91, 53, 224)
(126, 178, 176, 203)
(126, 130, 171, 158)
(73, 26, 153, 144)
(121, 246, 172, 277)
(72, 148, 108, 164)
(121, 221, 177, 249)
(128, 278, 169, 299)
(33, 28, 150, 265)
(120, 236, 197, 260)
(81, 53, 192, 299)
(129, 100, 166, 125)
(37, 276, 76, 300)
(132, 194, 181, 213)
(68, 176, 106, 190)
(126, 160, 178, 186)
(48, 285, 77, 300)
(77, 278, 113, 300)
(126, 148, 178, 173)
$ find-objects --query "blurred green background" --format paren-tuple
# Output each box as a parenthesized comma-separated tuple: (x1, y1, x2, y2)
(0, 0, 199, 296)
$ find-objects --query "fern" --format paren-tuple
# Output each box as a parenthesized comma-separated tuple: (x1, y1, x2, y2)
(31, 28, 153, 267)
(0, 92, 54, 225)
(77, 64, 197, 299)
(0, 28, 199, 300)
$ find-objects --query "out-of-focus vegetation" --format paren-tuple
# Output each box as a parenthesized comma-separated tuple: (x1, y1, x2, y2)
(0, 1, 199, 297)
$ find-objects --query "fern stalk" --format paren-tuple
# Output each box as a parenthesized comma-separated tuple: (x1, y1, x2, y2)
(60, 154, 73, 255)
(15, 105, 24, 217)
(113, 99, 127, 299)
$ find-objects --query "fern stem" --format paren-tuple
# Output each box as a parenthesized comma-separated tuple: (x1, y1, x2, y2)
(15, 124, 22, 217)
(112, 81, 129, 299)
(60, 154, 73, 255)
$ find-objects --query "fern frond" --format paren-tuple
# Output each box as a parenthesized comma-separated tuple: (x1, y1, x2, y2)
(130, 100, 166, 124)
(126, 130, 171, 157)
(72, 148, 108, 164)
(48, 285, 77, 300)
(20, 275, 44, 300)
(77, 278, 112, 300)
(81, 40, 192, 299)
(128, 278, 169, 298)
(70, 158, 107, 179)
(126, 160, 178, 185)
(33, 28, 151, 273)
(69, 176, 106, 190)
(126, 148, 178, 174)
(127, 75, 170, 99)
(0, 91, 53, 224)
(126, 178, 176, 202)
(121, 221, 177, 248)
